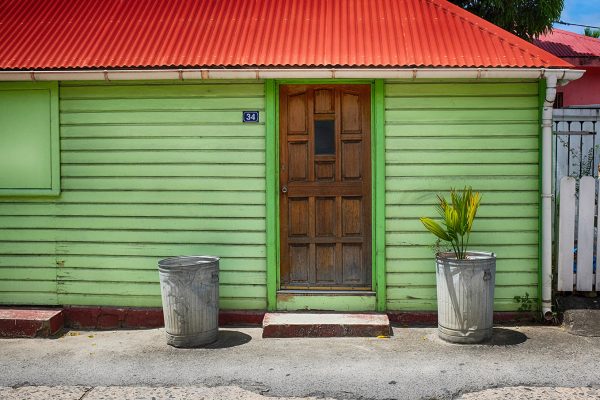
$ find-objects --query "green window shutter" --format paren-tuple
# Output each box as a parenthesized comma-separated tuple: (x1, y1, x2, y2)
(0, 82, 60, 196)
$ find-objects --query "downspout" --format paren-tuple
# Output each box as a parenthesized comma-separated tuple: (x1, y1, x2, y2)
(539, 69, 585, 319)
(541, 73, 558, 319)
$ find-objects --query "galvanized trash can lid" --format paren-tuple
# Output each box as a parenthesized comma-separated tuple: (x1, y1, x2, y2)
(158, 256, 220, 272)
(436, 251, 496, 265)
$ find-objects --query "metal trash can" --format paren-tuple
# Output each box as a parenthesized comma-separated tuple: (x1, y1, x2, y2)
(158, 256, 219, 347)
(436, 252, 496, 344)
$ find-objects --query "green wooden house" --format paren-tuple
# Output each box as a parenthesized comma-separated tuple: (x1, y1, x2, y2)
(0, 0, 583, 318)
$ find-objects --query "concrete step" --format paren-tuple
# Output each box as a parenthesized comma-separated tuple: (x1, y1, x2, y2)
(262, 312, 391, 338)
(557, 294, 600, 337)
(0, 308, 64, 338)
(563, 309, 600, 337)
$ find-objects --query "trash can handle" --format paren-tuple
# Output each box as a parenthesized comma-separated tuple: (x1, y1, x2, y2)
(483, 270, 492, 281)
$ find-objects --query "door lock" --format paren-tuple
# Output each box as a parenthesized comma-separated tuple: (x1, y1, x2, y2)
(281, 186, 288, 194)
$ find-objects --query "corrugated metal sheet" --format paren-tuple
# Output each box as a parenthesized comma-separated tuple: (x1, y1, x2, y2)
(0, 0, 571, 70)
(534, 29, 600, 58)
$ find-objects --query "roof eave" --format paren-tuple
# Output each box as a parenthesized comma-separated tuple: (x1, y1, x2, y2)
(0, 67, 584, 83)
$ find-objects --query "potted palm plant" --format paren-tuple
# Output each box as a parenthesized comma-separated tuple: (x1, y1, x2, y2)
(420, 187, 496, 344)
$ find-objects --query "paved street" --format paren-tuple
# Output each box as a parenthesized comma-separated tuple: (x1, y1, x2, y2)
(1, 326, 599, 399)
(1, 385, 600, 400)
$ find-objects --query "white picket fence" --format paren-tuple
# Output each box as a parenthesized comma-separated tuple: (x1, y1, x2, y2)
(557, 176, 599, 292)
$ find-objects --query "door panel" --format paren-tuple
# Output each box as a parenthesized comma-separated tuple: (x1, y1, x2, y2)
(314, 89, 335, 114)
(342, 140, 362, 180)
(280, 84, 371, 290)
(288, 142, 309, 181)
(341, 92, 361, 133)
(287, 92, 308, 134)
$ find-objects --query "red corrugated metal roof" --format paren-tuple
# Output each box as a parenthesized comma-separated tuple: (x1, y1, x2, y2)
(0, 0, 571, 70)
(534, 29, 600, 58)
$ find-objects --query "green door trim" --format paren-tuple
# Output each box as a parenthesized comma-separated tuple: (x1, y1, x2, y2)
(372, 79, 387, 312)
(265, 79, 278, 310)
(264, 79, 386, 312)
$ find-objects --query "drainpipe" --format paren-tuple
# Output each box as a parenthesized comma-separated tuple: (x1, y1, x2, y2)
(539, 70, 586, 318)
(541, 73, 558, 320)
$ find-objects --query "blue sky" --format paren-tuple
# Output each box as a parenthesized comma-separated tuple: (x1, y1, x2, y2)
(555, 0, 600, 34)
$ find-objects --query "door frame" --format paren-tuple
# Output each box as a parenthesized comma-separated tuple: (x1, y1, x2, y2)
(265, 79, 386, 311)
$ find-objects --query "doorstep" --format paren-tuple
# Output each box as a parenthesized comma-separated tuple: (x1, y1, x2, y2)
(276, 291, 377, 312)
(262, 312, 391, 338)
(0, 308, 64, 338)
(563, 309, 600, 337)
(557, 294, 600, 337)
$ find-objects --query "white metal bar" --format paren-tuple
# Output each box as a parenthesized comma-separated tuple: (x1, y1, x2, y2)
(558, 177, 577, 291)
(552, 131, 595, 136)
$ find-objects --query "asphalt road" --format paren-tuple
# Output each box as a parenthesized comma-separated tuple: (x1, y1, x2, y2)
(1, 326, 599, 399)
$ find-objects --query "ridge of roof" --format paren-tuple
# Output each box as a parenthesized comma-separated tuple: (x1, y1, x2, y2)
(534, 28, 600, 58)
(549, 28, 600, 43)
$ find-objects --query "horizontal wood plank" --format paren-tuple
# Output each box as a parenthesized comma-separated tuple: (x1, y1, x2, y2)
(61, 137, 265, 151)
(385, 96, 538, 109)
(385, 258, 537, 273)
(0, 216, 265, 231)
(61, 124, 265, 138)
(60, 83, 264, 99)
(54, 256, 265, 271)
(385, 82, 538, 96)
(385, 123, 539, 137)
(62, 150, 265, 164)
(60, 97, 265, 112)
(386, 271, 537, 286)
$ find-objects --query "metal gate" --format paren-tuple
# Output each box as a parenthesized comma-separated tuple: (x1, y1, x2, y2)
(553, 108, 599, 194)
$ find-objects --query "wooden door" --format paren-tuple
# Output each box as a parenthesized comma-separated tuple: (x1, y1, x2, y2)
(279, 85, 372, 290)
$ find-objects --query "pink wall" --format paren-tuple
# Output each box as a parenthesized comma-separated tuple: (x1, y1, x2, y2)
(558, 67, 600, 107)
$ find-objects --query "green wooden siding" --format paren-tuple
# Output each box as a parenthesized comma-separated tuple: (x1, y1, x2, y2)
(0, 81, 267, 309)
(0, 79, 542, 312)
(384, 80, 540, 312)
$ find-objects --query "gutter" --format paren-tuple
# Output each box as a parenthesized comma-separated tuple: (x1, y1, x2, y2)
(0, 67, 585, 82)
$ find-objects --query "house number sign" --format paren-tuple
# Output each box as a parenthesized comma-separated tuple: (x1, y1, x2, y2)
(242, 111, 259, 123)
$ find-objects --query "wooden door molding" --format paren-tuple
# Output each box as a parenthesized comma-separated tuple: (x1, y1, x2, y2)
(279, 84, 372, 290)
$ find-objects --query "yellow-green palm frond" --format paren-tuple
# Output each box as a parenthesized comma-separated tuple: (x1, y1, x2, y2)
(420, 218, 451, 242)
(419, 186, 482, 260)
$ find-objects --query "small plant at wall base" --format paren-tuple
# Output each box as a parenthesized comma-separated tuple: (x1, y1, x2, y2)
(514, 292, 534, 312)
(420, 186, 481, 260)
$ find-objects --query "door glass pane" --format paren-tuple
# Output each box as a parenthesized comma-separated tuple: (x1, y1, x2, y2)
(315, 120, 335, 155)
